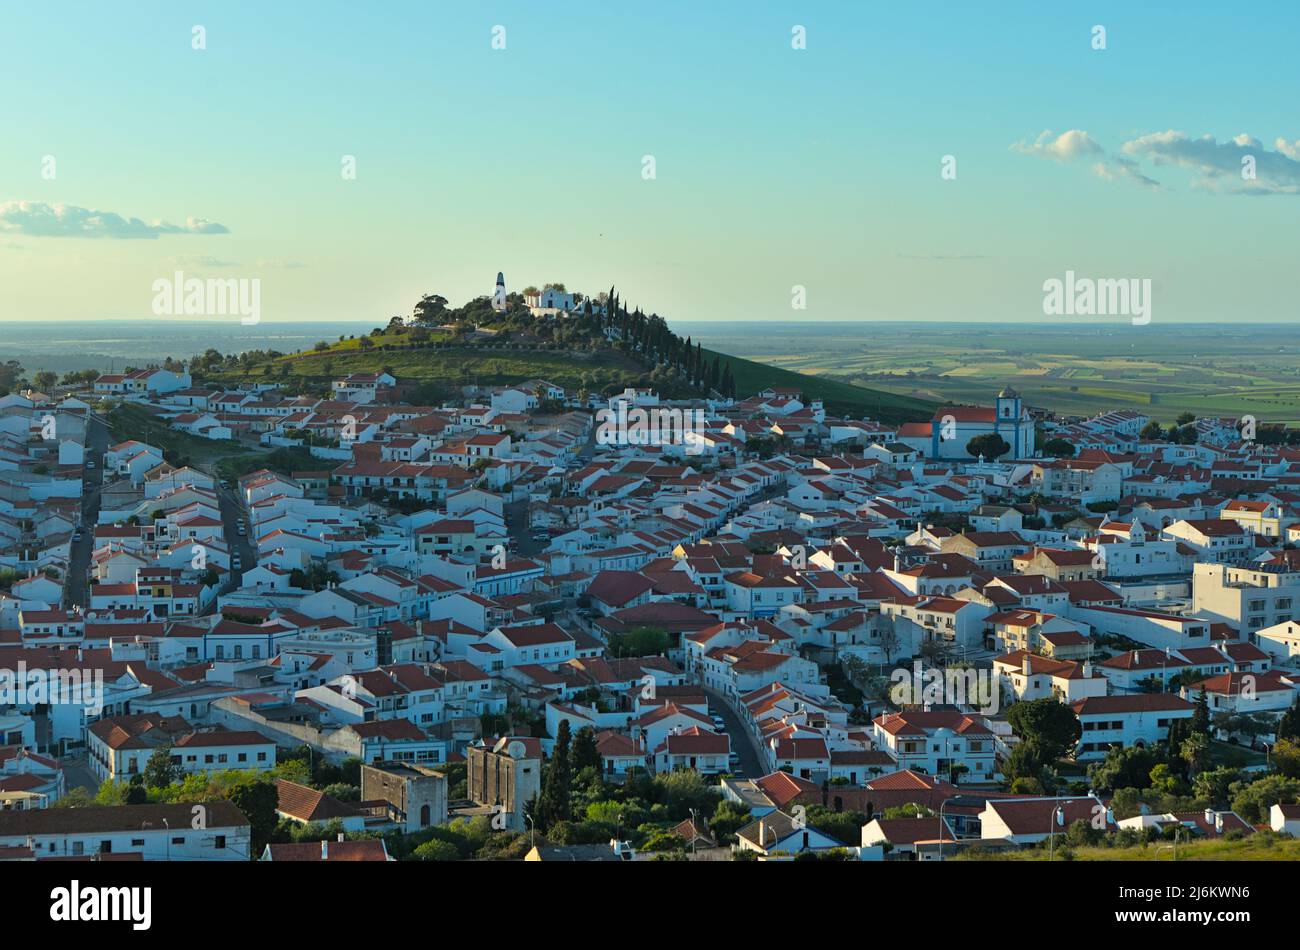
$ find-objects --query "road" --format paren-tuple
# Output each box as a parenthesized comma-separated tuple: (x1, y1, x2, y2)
(60, 754, 100, 795)
(702, 685, 766, 779)
(215, 482, 257, 590)
(66, 413, 110, 609)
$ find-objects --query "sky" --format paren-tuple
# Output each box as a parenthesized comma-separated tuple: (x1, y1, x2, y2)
(0, 0, 1297, 326)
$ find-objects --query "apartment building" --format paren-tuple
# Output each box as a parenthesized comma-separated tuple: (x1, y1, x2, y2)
(1193, 561, 1300, 634)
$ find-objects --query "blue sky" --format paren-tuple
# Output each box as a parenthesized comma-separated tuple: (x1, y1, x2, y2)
(1, 0, 1296, 324)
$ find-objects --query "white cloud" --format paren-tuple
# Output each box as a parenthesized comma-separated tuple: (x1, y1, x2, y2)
(1011, 129, 1105, 163)
(1090, 156, 1160, 190)
(1015, 127, 1300, 194)
(1014, 129, 1157, 188)
(0, 200, 231, 238)
(1120, 130, 1300, 194)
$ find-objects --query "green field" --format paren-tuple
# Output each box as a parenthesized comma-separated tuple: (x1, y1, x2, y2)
(681, 322, 1300, 424)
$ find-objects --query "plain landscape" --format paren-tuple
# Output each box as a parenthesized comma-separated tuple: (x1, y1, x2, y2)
(682, 322, 1300, 424)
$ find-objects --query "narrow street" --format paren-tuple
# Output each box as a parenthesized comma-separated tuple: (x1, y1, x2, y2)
(506, 415, 598, 557)
(66, 412, 110, 609)
(61, 754, 100, 795)
(701, 685, 766, 779)
(215, 482, 257, 591)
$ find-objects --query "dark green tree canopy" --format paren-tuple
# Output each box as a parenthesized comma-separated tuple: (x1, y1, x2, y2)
(1006, 697, 1082, 761)
(966, 433, 1010, 460)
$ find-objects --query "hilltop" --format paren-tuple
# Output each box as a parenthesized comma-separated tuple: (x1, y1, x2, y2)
(197, 286, 936, 424)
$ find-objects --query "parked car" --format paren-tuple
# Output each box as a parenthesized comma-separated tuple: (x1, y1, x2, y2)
(232, 554, 242, 570)
(85, 459, 95, 469)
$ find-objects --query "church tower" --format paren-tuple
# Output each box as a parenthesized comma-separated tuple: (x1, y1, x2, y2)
(996, 386, 1025, 455)
(996, 386, 1021, 422)
(492, 271, 507, 311)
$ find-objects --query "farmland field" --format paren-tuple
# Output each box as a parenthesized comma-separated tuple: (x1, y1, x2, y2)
(675, 322, 1300, 424)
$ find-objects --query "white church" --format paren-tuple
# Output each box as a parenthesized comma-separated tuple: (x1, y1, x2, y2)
(898, 387, 1034, 460)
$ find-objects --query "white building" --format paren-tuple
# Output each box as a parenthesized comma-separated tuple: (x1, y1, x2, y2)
(1070, 694, 1195, 760)
(0, 802, 250, 860)
(1193, 562, 1300, 635)
(871, 710, 999, 783)
(1257, 620, 1300, 666)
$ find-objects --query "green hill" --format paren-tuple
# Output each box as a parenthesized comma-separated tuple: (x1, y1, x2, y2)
(200, 315, 935, 425)
(709, 347, 934, 422)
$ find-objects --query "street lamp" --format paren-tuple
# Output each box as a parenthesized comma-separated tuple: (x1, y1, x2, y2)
(140, 820, 154, 861)
(1154, 826, 1184, 861)
(1047, 804, 1065, 861)
(938, 796, 953, 861)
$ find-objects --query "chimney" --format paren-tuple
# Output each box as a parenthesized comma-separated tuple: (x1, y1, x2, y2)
(1131, 650, 1139, 664)
(1204, 807, 1216, 827)
(337, 832, 345, 842)
(1022, 654, 1031, 677)
(1215, 813, 1224, 834)
(1083, 661, 1092, 678)
(321, 839, 328, 860)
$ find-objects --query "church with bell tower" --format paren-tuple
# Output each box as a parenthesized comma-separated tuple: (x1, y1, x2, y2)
(900, 386, 1034, 460)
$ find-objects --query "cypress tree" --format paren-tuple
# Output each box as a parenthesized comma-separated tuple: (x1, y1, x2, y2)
(538, 720, 573, 829)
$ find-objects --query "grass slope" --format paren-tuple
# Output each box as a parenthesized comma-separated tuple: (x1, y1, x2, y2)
(206, 325, 937, 424)
(107, 403, 261, 470)
(956, 832, 1298, 861)
(710, 348, 935, 423)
